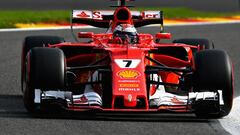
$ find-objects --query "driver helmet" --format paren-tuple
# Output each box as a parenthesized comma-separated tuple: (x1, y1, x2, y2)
(113, 24, 139, 44)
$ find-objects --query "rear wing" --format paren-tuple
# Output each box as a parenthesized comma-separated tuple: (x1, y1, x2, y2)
(71, 10, 164, 28)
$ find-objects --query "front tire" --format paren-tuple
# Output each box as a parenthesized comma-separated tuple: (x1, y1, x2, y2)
(23, 48, 66, 113)
(194, 50, 233, 118)
(21, 36, 65, 92)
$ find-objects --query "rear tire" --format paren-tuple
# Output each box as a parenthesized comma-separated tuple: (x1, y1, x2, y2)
(173, 38, 214, 53)
(194, 50, 233, 118)
(21, 36, 65, 91)
(23, 48, 66, 113)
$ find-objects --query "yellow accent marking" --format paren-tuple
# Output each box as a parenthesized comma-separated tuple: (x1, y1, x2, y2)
(119, 84, 139, 87)
(118, 70, 139, 79)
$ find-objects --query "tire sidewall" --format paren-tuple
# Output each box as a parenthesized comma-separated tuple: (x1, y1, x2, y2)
(194, 50, 233, 118)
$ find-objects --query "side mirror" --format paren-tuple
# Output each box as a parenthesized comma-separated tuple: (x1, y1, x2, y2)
(78, 32, 94, 38)
(155, 33, 171, 39)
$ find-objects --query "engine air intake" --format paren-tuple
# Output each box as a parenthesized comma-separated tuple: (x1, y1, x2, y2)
(116, 8, 131, 21)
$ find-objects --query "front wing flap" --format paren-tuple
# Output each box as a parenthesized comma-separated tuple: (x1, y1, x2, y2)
(34, 89, 223, 113)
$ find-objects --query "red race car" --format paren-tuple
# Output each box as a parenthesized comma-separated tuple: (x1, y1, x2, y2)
(21, 0, 234, 118)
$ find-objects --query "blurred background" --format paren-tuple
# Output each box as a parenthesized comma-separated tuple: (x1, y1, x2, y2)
(0, 0, 239, 12)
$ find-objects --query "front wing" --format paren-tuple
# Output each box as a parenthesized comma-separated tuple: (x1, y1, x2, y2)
(34, 89, 223, 113)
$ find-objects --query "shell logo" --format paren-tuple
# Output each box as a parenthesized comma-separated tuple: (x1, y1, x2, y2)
(118, 70, 140, 79)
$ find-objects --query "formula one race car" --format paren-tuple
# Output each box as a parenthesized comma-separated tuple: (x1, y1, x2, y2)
(21, 0, 234, 118)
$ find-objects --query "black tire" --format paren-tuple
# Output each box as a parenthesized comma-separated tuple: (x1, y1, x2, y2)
(102, 74, 112, 108)
(194, 50, 233, 118)
(173, 38, 214, 53)
(21, 36, 65, 91)
(23, 48, 66, 113)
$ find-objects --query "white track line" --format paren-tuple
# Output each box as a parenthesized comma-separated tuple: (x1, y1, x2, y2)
(0, 21, 239, 32)
(219, 97, 240, 135)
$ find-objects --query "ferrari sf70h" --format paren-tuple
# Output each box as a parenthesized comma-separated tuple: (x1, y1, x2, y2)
(21, 0, 234, 118)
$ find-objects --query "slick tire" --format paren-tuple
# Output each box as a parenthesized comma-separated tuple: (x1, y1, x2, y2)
(173, 38, 214, 53)
(23, 48, 66, 113)
(194, 50, 233, 118)
(21, 36, 65, 92)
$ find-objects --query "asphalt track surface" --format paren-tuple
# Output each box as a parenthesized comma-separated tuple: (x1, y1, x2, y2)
(0, 0, 239, 12)
(0, 23, 239, 135)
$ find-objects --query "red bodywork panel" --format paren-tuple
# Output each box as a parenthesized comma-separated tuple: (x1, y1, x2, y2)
(109, 48, 148, 108)
(49, 39, 197, 111)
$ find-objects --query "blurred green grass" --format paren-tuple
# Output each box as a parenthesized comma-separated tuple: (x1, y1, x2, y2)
(0, 8, 239, 28)
(0, 10, 70, 28)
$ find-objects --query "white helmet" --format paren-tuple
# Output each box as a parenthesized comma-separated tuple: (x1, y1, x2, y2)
(113, 24, 138, 44)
